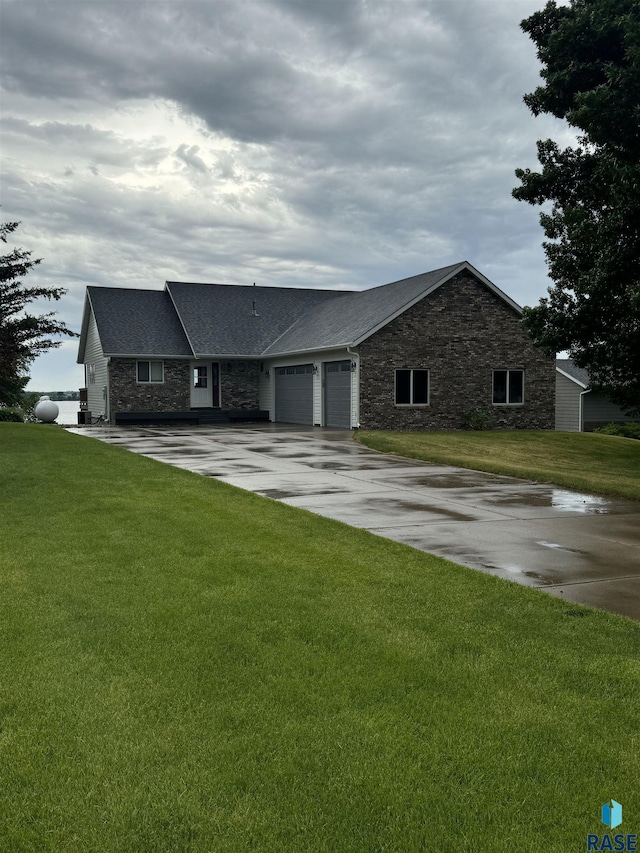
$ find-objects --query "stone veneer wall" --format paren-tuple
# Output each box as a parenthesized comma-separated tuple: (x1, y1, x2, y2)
(108, 358, 190, 421)
(108, 358, 261, 422)
(358, 272, 555, 431)
(219, 360, 260, 409)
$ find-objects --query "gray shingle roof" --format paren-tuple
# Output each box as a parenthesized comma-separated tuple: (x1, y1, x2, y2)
(264, 263, 468, 354)
(165, 282, 342, 356)
(556, 358, 590, 387)
(88, 287, 192, 356)
(81, 262, 523, 360)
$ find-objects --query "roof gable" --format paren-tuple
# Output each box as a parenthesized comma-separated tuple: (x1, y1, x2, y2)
(556, 358, 590, 388)
(85, 287, 192, 357)
(264, 261, 522, 355)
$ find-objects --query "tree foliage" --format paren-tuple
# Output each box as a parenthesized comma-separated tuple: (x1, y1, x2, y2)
(513, 0, 640, 413)
(0, 222, 77, 407)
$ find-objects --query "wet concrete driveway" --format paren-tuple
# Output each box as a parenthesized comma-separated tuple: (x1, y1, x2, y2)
(69, 424, 640, 621)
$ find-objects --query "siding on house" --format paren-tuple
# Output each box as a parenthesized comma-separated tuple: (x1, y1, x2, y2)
(84, 309, 110, 419)
(351, 352, 360, 428)
(555, 362, 637, 432)
(358, 272, 555, 431)
(583, 393, 637, 431)
(258, 364, 271, 414)
(555, 371, 583, 431)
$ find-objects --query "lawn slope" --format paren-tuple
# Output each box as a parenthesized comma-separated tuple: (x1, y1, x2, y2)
(1, 424, 639, 853)
(356, 429, 640, 501)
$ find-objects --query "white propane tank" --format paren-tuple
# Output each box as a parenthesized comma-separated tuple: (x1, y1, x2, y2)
(34, 395, 59, 423)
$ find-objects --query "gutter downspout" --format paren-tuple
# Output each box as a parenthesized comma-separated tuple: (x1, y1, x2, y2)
(106, 356, 111, 423)
(347, 346, 359, 429)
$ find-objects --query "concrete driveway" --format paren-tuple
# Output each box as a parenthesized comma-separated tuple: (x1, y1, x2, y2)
(69, 424, 640, 621)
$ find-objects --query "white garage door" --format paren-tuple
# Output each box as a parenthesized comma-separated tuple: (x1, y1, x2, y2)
(275, 364, 314, 424)
(324, 360, 352, 428)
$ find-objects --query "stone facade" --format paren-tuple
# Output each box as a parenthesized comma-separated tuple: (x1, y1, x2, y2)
(357, 272, 555, 431)
(108, 358, 191, 421)
(108, 357, 261, 422)
(219, 359, 260, 409)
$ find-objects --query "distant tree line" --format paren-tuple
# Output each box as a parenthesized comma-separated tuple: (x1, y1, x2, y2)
(32, 391, 80, 401)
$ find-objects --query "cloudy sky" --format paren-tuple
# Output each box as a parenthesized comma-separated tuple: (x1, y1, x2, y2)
(1, 0, 572, 391)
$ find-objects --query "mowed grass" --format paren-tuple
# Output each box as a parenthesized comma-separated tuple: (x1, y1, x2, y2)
(1, 424, 639, 853)
(356, 429, 640, 501)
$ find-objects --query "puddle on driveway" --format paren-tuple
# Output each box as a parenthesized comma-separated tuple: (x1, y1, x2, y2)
(322, 444, 367, 455)
(252, 450, 313, 459)
(489, 489, 612, 513)
(536, 540, 585, 554)
(366, 497, 474, 522)
(308, 459, 409, 471)
(523, 571, 556, 585)
(196, 463, 266, 474)
(550, 490, 611, 513)
(143, 441, 206, 448)
(147, 446, 216, 455)
(259, 487, 342, 499)
(246, 444, 330, 459)
(387, 472, 519, 489)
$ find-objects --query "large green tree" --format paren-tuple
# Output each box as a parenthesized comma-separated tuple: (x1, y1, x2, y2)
(513, 0, 640, 413)
(0, 222, 76, 407)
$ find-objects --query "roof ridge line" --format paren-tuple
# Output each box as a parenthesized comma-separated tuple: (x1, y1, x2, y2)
(362, 261, 466, 294)
(166, 280, 358, 295)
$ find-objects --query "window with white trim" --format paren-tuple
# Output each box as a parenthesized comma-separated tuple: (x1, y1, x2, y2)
(395, 369, 429, 405)
(87, 363, 96, 384)
(493, 369, 524, 405)
(137, 360, 164, 383)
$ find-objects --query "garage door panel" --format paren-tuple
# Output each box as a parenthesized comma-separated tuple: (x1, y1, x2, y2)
(325, 360, 351, 428)
(275, 364, 313, 425)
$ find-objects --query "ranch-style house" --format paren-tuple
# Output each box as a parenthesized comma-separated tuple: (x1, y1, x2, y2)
(77, 261, 556, 430)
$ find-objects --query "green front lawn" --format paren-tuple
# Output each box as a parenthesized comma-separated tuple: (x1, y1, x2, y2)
(356, 429, 640, 501)
(1, 424, 639, 852)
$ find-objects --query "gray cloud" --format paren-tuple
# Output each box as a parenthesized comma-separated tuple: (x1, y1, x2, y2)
(1, 0, 547, 152)
(174, 144, 209, 173)
(0, 0, 561, 390)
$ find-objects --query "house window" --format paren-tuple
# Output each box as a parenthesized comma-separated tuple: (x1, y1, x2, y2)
(493, 369, 524, 405)
(87, 364, 96, 384)
(395, 369, 429, 405)
(137, 360, 164, 383)
(193, 366, 207, 388)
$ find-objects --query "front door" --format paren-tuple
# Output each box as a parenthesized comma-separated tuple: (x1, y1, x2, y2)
(190, 362, 220, 408)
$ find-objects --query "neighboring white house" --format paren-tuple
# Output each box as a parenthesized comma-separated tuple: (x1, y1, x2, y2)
(555, 359, 636, 431)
